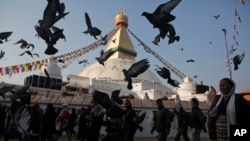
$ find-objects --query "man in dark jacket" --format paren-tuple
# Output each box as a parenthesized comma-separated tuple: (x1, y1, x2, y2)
(41, 103, 57, 141)
(189, 97, 207, 141)
(151, 99, 172, 141)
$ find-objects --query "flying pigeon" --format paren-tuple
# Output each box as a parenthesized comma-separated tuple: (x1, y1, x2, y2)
(96, 49, 115, 66)
(123, 59, 150, 90)
(155, 66, 171, 80)
(44, 69, 69, 89)
(92, 89, 126, 118)
(141, 0, 182, 30)
(0, 31, 13, 43)
(0, 83, 15, 98)
(155, 66, 179, 87)
(78, 59, 88, 64)
(213, 15, 220, 20)
(100, 34, 108, 45)
(152, 34, 161, 46)
(19, 50, 33, 58)
(57, 58, 65, 63)
(15, 39, 34, 50)
(83, 12, 102, 40)
(0, 50, 5, 59)
(39, 0, 69, 29)
(233, 52, 245, 70)
(186, 59, 195, 63)
(166, 23, 180, 44)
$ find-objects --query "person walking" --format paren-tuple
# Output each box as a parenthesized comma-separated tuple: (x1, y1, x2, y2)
(122, 99, 137, 141)
(56, 103, 71, 141)
(208, 78, 250, 141)
(151, 99, 172, 141)
(40, 103, 57, 141)
(174, 95, 189, 141)
(189, 97, 207, 141)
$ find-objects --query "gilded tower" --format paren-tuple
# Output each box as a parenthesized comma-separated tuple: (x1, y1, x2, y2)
(106, 8, 137, 61)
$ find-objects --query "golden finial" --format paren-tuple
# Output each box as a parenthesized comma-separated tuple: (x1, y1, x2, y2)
(115, 8, 128, 28)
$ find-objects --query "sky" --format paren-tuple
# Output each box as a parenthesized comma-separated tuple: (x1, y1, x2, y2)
(0, 0, 249, 93)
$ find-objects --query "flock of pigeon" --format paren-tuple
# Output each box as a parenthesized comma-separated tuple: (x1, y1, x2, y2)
(0, 0, 246, 90)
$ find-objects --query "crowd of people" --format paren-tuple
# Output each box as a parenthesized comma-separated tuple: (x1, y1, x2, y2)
(0, 77, 250, 141)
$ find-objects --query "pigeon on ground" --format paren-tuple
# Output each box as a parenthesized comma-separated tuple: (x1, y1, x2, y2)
(123, 59, 150, 90)
(233, 52, 245, 70)
(141, 0, 182, 30)
(0, 32, 13, 43)
(96, 49, 115, 66)
(83, 12, 102, 40)
(19, 50, 33, 58)
(15, 39, 35, 50)
(0, 50, 5, 59)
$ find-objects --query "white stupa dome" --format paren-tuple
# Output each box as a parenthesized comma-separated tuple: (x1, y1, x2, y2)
(177, 75, 196, 95)
(40, 58, 62, 79)
(79, 58, 162, 84)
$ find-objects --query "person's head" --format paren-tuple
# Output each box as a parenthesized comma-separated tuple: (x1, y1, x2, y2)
(156, 99, 164, 109)
(124, 99, 132, 109)
(190, 97, 199, 108)
(219, 78, 235, 95)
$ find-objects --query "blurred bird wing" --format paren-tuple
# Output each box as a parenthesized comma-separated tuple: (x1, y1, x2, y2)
(101, 49, 115, 60)
(154, 0, 182, 14)
(127, 59, 150, 77)
(85, 12, 92, 28)
(0, 32, 13, 40)
(92, 89, 111, 109)
(15, 39, 26, 44)
(239, 52, 245, 63)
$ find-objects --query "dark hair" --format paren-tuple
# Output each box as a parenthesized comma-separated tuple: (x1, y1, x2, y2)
(221, 78, 234, 87)
(156, 98, 163, 103)
(191, 97, 199, 105)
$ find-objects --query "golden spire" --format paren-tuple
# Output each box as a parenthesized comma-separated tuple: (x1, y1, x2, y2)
(115, 8, 128, 28)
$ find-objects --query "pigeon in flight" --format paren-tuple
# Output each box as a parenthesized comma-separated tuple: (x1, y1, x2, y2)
(78, 59, 88, 64)
(57, 58, 65, 63)
(0, 50, 5, 59)
(142, 0, 182, 30)
(152, 34, 161, 46)
(186, 59, 195, 63)
(100, 34, 108, 45)
(155, 66, 179, 87)
(92, 89, 126, 118)
(233, 52, 245, 70)
(179, 47, 184, 51)
(15, 39, 35, 50)
(123, 59, 150, 90)
(0, 84, 16, 98)
(44, 69, 69, 89)
(19, 50, 34, 58)
(83, 12, 102, 40)
(213, 15, 220, 20)
(166, 23, 180, 44)
(0, 31, 13, 43)
(96, 49, 115, 66)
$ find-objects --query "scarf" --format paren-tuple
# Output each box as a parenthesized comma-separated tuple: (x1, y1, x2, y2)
(209, 79, 237, 136)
